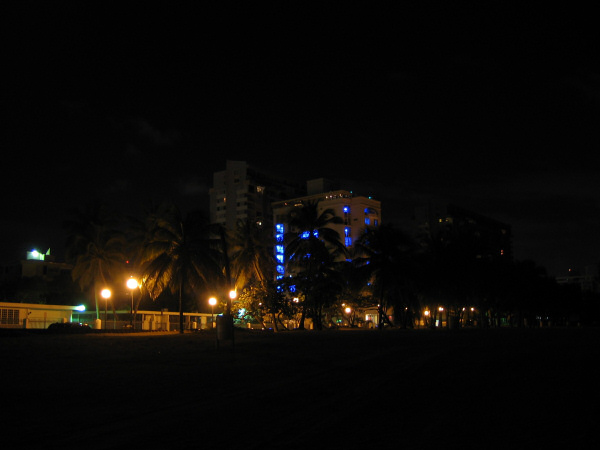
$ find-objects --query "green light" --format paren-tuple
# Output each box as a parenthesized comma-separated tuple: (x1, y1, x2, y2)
(27, 250, 45, 261)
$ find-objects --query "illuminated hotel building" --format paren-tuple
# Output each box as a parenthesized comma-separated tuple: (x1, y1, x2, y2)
(209, 163, 382, 281)
(272, 178, 382, 279)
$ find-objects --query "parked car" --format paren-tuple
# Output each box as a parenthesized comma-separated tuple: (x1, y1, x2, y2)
(47, 322, 92, 333)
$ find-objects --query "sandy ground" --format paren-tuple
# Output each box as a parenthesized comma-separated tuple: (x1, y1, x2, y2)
(1, 327, 599, 449)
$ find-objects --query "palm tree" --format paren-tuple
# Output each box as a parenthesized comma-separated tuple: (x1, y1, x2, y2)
(138, 203, 221, 333)
(64, 202, 126, 321)
(285, 200, 347, 330)
(353, 223, 416, 329)
(124, 200, 171, 323)
(228, 219, 275, 290)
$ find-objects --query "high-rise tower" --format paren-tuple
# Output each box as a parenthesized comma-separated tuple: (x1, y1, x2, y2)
(209, 160, 304, 231)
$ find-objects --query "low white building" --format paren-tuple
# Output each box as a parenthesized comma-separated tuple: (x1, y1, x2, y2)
(0, 301, 84, 329)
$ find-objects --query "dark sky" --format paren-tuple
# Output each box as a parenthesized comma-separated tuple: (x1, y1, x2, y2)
(2, 4, 600, 277)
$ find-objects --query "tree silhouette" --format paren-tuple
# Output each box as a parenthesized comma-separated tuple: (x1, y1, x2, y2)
(64, 201, 126, 320)
(285, 200, 347, 329)
(138, 203, 220, 333)
(353, 223, 417, 328)
(228, 219, 275, 291)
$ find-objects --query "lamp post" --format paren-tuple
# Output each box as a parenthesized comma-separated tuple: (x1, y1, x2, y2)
(126, 277, 138, 330)
(229, 290, 237, 345)
(228, 289, 236, 314)
(345, 306, 352, 327)
(100, 288, 111, 330)
(209, 297, 217, 328)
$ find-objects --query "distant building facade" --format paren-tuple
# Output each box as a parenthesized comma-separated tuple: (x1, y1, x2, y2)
(209, 160, 304, 231)
(556, 265, 599, 293)
(1, 249, 72, 285)
(413, 202, 512, 262)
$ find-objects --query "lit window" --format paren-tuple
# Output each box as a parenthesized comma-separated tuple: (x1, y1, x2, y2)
(0, 308, 20, 325)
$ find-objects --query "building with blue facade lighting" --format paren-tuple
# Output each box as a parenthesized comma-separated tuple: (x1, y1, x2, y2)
(272, 178, 382, 279)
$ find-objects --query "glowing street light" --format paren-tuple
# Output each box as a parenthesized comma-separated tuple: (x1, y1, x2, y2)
(101, 288, 111, 330)
(209, 297, 217, 328)
(126, 277, 138, 330)
(227, 289, 237, 322)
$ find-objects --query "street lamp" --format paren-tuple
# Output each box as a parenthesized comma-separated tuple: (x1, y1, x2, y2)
(126, 277, 138, 330)
(100, 288, 111, 330)
(209, 297, 217, 328)
(228, 289, 237, 320)
(228, 290, 237, 345)
(345, 306, 352, 327)
(424, 309, 430, 328)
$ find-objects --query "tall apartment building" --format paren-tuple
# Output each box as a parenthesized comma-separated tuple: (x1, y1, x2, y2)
(413, 202, 512, 261)
(209, 160, 304, 231)
(272, 178, 382, 278)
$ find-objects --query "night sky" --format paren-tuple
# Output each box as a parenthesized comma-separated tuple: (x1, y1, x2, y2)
(2, 4, 599, 277)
